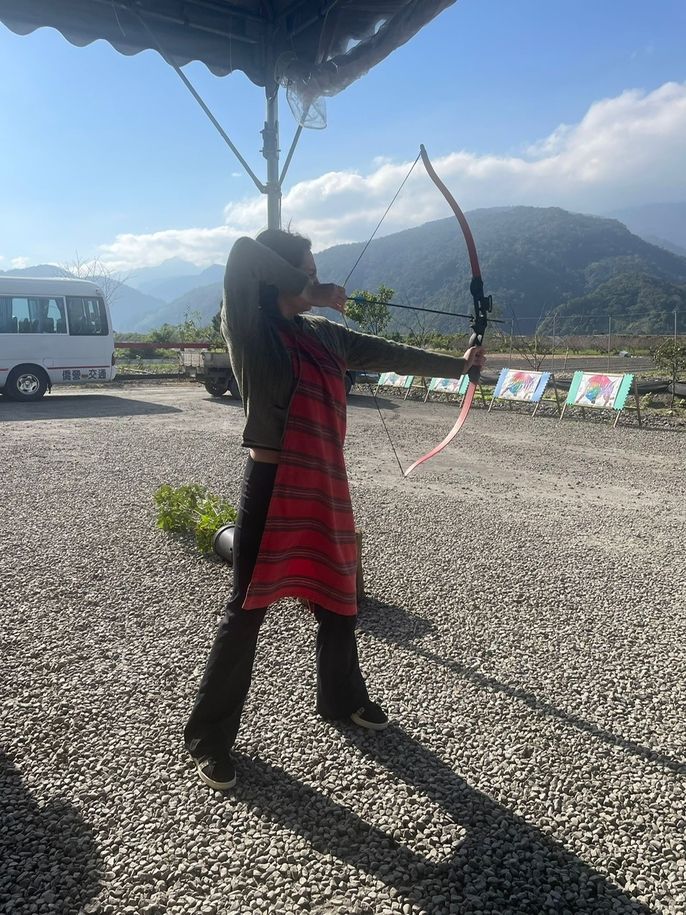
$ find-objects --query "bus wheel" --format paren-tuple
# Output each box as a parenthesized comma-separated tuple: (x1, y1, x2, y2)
(6, 365, 48, 401)
(204, 379, 228, 397)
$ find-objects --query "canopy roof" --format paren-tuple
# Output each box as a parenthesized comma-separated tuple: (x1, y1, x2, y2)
(0, 1, 455, 92)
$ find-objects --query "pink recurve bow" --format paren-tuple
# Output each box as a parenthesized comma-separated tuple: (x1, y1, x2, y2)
(403, 144, 492, 477)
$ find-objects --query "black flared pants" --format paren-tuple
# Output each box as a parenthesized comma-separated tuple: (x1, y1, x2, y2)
(184, 458, 370, 759)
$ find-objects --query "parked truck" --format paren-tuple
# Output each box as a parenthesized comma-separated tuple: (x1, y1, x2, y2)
(184, 351, 241, 398)
(181, 350, 377, 398)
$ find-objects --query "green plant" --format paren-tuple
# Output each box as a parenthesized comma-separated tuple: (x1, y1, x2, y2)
(194, 495, 237, 554)
(347, 285, 394, 336)
(153, 484, 236, 553)
(652, 339, 686, 405)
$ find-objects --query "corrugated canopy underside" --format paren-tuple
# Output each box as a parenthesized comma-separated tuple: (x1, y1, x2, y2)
(0, 0, 456, 91)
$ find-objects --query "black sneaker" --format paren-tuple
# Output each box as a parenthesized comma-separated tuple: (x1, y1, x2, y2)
(350, 702, 389, 731)
(192, 752, 236, 789)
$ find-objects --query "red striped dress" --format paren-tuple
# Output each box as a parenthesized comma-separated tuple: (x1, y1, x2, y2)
(242, 325, 358, 616)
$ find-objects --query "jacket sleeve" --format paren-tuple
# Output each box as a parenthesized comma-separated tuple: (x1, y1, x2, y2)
(220, 236, 309, 346)
(324, 321, 468, 379)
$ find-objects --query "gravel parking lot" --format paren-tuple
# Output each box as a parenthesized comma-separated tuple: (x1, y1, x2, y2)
(1, 382, 684, 915)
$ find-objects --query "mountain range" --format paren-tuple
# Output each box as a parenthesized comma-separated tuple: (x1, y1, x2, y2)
(314, 206, 686, 335)
(2, 202, 684, 335)
(606, 202, 686, 257)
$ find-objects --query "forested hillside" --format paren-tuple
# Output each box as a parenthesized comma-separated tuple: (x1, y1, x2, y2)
(539, 273, 686, 335)
(314, 207, 686, 333)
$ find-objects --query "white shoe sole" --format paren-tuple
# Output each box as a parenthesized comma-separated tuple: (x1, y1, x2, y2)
(194, 759, 236, 790)
(350, 711, 389, 731)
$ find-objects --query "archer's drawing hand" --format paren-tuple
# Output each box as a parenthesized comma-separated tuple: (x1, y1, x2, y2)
(463, 346, 486, 371)
(303, 281, 347, 314)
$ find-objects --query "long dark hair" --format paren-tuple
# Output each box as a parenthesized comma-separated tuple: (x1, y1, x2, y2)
(256, 228, 311, 269)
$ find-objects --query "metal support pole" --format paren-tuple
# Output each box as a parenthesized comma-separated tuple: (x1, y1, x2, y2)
(262, 88, 281, 229)
(675, 309, 678, 345)
(280, 125, 303, 186)
(551, 314, 556, 372)
(607, 315, 612, 370)
(509, 318, 514, 362)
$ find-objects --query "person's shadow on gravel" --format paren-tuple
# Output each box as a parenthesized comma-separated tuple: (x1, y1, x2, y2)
(234, 728, 651, 914)
(357, 595, 437, 643)
(0, 751, 103, 913)
(358, 597, 685, 775)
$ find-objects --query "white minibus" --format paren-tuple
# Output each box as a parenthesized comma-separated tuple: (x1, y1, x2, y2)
(0, 277, 117, 401)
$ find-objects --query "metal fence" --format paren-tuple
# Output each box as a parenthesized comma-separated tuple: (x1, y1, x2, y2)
(486, 315, 683, 376)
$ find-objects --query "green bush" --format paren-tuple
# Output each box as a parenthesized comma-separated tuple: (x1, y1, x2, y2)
(153, 484, 236, 554)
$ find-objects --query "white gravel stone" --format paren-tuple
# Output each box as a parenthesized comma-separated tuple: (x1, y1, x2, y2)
(0, 382, 684, 915)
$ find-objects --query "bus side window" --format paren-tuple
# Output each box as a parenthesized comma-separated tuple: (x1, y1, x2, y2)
(67, 297, 87, 334)
(2, 295, 33, 332)
(66, 296, 108, 335)
(39, 297, 66, 333)
(0, 296, 14, 333)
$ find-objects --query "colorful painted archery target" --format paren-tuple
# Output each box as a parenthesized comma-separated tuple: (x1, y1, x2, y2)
(377, 372, 414, 389)
(428, 375, 469, 395)
(493, 368, 551, 402)
(566, 372, 634, 411)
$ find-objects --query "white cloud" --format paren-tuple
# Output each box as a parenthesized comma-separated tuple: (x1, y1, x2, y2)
(10, 256, 31, 269)
(98, 225, 243, 272)
(98, 81, 686, 271)
(524, 123, 574, 157)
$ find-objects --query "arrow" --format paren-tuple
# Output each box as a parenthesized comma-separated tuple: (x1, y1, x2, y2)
(346, 295, 504, 323)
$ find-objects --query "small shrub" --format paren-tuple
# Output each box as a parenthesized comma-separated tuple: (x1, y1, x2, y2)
(153, 484, 236, 553)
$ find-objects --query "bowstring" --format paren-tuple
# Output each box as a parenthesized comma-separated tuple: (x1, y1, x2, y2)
(339, 153, 422, 477)
(343, 152, 421, 288)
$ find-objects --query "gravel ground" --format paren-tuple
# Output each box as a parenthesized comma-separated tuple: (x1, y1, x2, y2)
(1, 382, 684, 915)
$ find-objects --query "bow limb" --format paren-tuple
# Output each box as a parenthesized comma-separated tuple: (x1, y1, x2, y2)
(419, 144, 481, 279)
(404, 145, 492, 477)
(403, 383, 476, 477)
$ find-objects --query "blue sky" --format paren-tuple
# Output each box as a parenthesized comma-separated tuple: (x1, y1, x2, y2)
(1, 0, 685, 271)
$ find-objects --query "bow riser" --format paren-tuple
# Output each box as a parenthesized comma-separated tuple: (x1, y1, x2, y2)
(467, 281, 492, 383)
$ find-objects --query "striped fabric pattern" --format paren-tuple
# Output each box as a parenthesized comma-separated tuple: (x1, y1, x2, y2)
(242, 327, 358, 616)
